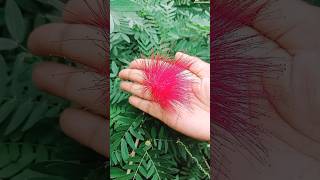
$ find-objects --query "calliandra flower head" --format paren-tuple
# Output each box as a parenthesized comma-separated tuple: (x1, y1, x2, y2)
(139, 54, 193, 112)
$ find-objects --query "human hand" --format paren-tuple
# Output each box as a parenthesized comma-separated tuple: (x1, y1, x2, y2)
(119, 52, 210, 141)
(219, 0, 320, 179)
(251, 0, 320, 160)
(28, 0, 108, 156)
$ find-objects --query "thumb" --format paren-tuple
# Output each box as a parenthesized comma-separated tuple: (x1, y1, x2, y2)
(175, 52, 210, 78)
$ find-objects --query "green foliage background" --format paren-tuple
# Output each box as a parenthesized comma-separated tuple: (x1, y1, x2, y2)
(0, 0, 106, 179)
(110, 0, 210, 179)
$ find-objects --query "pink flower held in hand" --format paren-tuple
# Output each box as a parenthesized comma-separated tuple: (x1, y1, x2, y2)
(140, 54, 193, 112)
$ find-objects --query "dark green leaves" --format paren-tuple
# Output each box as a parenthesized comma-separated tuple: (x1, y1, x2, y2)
(0, 55, 8, 100)
(110, 167, 127, 178)
(5, 99, 34, 135)
(36, 0, 64, 10)
(0, 1, 105, 180)
(0, 144, 35, 178)
(30, 162, 92, 179)
(22, 101, 48, 131)
(125, 132, 136, 150)
(0, 98, 18, 125)
(0, 38, 18, 50)
(121, 139, 129, 161)
(110, 61, 119, 78)
(5, 0, 26, 42)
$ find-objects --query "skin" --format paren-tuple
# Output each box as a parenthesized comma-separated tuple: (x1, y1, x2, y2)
(29, 0, 210, 158)
(252, 0, 320, 161)
(118, 54, 210, 141)
(217, 0, 320, 179)
(29, 0, 320, 178)
(29, 0, 108, 156)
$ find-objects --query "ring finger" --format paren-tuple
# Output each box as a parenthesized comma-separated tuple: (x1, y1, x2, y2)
(120, 81, 152, 100)
(28, 23, 106, 70)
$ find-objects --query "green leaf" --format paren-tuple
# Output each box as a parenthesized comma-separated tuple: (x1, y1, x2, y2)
(35, 145, 49, 162)
(110, 167, 126, 178)
(121, 33, 130, 43)
(147, 165, 155, 178)
(45, 105, 61, 118)
(125, 132, 136, 150)
(111, 0, 142, 12)
(5, 99, 34, 135)
(0, 144, 35, 178)
(0, 38, 18, 50)
(151, 127, 157, 138)
(158, 140, 162, 150)
(159, 127, 164, 138)
(110, 61, 119, 78)
(36, 0, 64, 10)
(11, 169, 57, 180)
(33, 14, 48, 28)
(22, 101, 48, 131)
(0, 144, 11, 168)
(0, 55, 8, 102)
(121, 139, 129, 161)
(151, 174, 159, 180)
(11, 53, 29, 79)
(0, 98, 17, 125)
(138, 166, 148, 177)
(5, 0, 26, 42)
(9, 144, 20, 162)
(28, 177, 66, 180)
(116, 173, 134, 180)
(30, 162, 91, 179)
(129, 127, 144, 140)
(110, 14, 115, 34)
(164, 140, 168, 153)
(115, 151, 122, 163)
(135, 173, 143, 180)
(15, 0, 40, 12)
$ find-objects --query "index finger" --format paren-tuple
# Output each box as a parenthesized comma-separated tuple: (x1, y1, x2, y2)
(63, 0, 107, 26)
(129, 53, 210, 79)
(175, 52, 210, 78)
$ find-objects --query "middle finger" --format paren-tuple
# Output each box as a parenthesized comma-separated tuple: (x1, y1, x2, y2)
(33, 62, 106, 116)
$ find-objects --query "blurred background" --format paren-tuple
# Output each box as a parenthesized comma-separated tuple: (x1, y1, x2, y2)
(0, 0, 106, 179)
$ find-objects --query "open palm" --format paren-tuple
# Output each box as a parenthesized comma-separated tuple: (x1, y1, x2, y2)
(221, 1, 320, 179)
(119, 52, 210, 141)
(246, 0, 320, 161)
